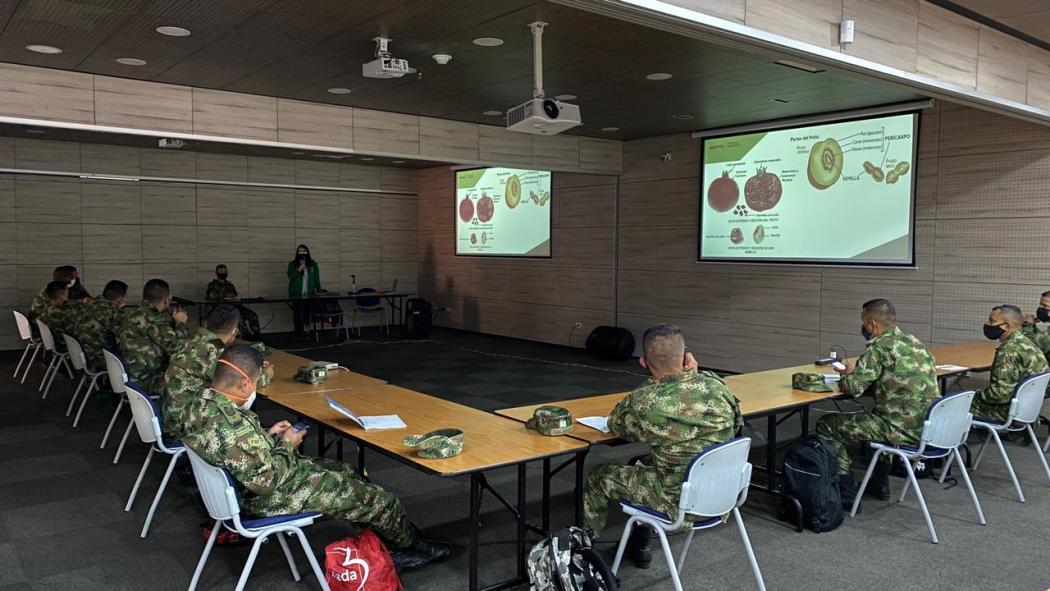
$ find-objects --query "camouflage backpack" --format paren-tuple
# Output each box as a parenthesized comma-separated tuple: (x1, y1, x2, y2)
(527, 527, 618, 591)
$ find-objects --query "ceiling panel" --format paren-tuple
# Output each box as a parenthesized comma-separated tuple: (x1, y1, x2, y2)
(945, 0, 1050, 48)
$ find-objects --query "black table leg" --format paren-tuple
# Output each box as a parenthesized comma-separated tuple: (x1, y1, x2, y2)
(542, 458, 551, 533)
(516, 464, 527, 581)
(317, 426, 325, 457)
(469, 472, 481, 591)
(358, 444, 366, 476)
(801, 405, 810, 434)
(337, 439, 343, 461)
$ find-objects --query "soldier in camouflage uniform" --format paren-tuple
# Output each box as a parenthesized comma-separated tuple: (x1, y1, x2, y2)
(817, 299, 938, 505)
(161, 304, 241, 441)
(74, 280, 128, 369)
(30, 266, 83, 322)
(116, 279, 190, 395)
(36, 281, 80, 344)
(971, 304, 1049, 422)
(182, 346, 451, 571)
(582, 324, 741, 568)
(1021, 290, 1050, 360)
(205, 264, 261, 340)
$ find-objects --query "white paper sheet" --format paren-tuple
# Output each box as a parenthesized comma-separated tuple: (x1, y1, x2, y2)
(936, 364, 970, 372)
(326, 397, 406, 431)
(577, 416, 610, 433)
(823, 374, 841, 383)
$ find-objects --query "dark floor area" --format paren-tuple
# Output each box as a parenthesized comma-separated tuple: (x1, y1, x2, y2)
(3, 327, 1050, 590)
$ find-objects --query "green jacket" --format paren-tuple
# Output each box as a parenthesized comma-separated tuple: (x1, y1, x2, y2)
(1021, 323, 1050, 359)
(116, 304, 190, 394)
(162, 328, 225, 441)
(975, 330, 1049, 409)
(286, 260, 321, 297)
(74, 298, 126, 368)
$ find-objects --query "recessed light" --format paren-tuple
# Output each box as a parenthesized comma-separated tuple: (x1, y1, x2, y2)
(672, 114, 694, 120)
(26, 44, 62, 55)
(360, 157, 375, 162)
(25, 129, 46, 134)
(432, 54, 452, 65)
(472, 37, 504, 47)
(115, 57, 146, 66)
(482, 110, 503, 116)
(774, 59, 824, 74)
(772, 98, 791, 104)
(600, 127, 619, 132)
(554, 94, 576, 101)
(645, 72, 672, 81)
(392, 160, 405, 164)
(156, 26, 191, 37)
(327, 87, 352, 95)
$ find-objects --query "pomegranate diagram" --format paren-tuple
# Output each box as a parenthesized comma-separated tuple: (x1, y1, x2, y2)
(707, 170, 739, 212)
(459, 196, 475, 222)
(477, 193, 495, 223)
(744, 167, 782, 212)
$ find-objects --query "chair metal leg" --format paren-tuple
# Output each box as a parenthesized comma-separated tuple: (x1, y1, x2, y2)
(1025, 424, 1050, 483)
(20, 344, 40, 383)
(733, 507, 767, 591)
(141, 451, 182, 538)
(62, 356, 74, 379)
(235, 535, 268, 591)
(100, 398, 125, 448)
(113, 420, 135, 463)
(938, 451, 955, 484)
(676, 530, 696, 576)
(126, 446, 155, 511)
(1043, 430, 1050, 453)
(74, 378, 99, 427)
(851, 451, 882, 517)
(898, 462, 913, 503)
(293, 528, 332, 591)
(654, 527, 685, 591)
(973, 429, 993, 470)
(188, 519, 221, 591)
(610, 517, 637, 575)
(953, 448, 986, 525)
(39, 356, 57, 392)
(990, 430, 1025, 502)
(66, 375, 87, 416)
(14, 341, 32, 377)
(277, 532, 303, 582)
(900, 460, 938, 543)
(42, 361, 62, 399)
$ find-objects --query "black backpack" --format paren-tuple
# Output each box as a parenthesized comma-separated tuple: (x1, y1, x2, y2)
(781, 436, 844, 533)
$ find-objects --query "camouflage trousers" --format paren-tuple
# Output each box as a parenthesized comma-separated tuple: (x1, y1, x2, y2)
(583, 462, 678, 536)
(816, 412, 917, 475)
(969, 398, 1012, 424)
(249, 458, 414, 548)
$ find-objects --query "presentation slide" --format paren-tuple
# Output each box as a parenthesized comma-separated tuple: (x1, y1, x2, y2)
(456, 167, 552, 257)
(699, 112, 918, 266)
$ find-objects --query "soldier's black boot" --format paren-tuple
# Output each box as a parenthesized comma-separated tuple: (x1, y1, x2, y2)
(626, 524, 653, 569)
(865, 460, 892, 501)
(389, 530, 453, 572)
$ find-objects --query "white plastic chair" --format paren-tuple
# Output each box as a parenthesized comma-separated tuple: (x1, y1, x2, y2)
(184, 447, 330, 591)
(62, 334, 107, 424)
(123, 381, 186, 538)
(850, 391, 985, 544)
(350, 288, 388, 337)
(611, 437, 765, 591)
(35, 320, 73, 399)
(13, 310, 42, 383)
(100, 350, 130, 451)
(970, 372, 1050, 503)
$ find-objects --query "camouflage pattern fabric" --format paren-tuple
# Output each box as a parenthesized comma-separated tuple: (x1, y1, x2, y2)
(793, 372, 833, 392)
(29, 289, 49, 322)
(583, 368, 742, 535)
(161, 328, 225, 441)
(74, 298, 126, 369)
(205, 279, 260, 339)
(971, 330, 1049, 423)
(815, 325, 939, 475)
(182, 388, 414, 548)
(36, 298, 79, 340)
(528, 527, 612, 591)
(116, 304, 190, 395)
(403, 428, 464, 459)
(1021, 323, 1050, 359)
(526, 406, 574, 436)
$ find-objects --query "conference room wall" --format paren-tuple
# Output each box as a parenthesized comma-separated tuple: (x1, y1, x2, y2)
(417, 168, 617, 347)
(0, 136, 419, 349)
(617, 100, 1050, 373)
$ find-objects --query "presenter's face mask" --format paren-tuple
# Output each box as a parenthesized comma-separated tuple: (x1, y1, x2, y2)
(983, 322, 1006, 341)
(1039, 303, 1050, 323)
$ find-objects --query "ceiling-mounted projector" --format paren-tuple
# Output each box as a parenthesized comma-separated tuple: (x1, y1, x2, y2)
(507, 22, 581, 135)
(362, 36, 416, 79)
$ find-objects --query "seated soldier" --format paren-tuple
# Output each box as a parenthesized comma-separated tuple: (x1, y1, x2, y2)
(205, 264, 261, 341)
(817, 299, 939, 506)
(162, 304, 242, 441)
(31, 266, 87, 320)
(117, 279, 190, 394)
(1021, 290, 1050, 361)
(182, 346, 451, 570)
(971, 304, 1049, 422)
(75, 280, 128, 369)
(57, 264, 92, 301)
(36, 281, 79, 342)
(582, 324, 741, 568)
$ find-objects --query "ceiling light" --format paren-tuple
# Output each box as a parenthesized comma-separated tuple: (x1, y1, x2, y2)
(646, 72, 672, 81)
(156, 26, 191, 37)
(482, 110, 503, 116)
(360, 157, 375, 161)
(472, 37, 504, 47)
(600, 127, 619, 132)
(327, 87, 352, 95)
(392, 160, 405, 164)
(26, 44, 62, 54)
(555, 94, 576, 101)
(432, 54, 452, 65)
(671, 114, 694, 120)
(774, 59, 824, 73)
(115, 57, 146, 66)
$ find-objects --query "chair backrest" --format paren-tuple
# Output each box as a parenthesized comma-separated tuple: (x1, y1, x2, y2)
(62, 334, 87, 371)
(13, 310, 32, 341)
(1011, 371, 1050, 424)
(185, 447, 241, 522)
(124, 381, 162, 444)
(35, 319, 55, 351)
(678, 437, 753, 518)
(921, 390, 975, 449)
(103, 349, 127, 395)
(355, 287, 381, 308)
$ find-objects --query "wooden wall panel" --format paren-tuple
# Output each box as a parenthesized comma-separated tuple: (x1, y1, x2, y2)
(276, 99, 354, 149)
(81, 182, 141, 224)
(745, 0, 842, 50)
(664, 0, 744, 23)
(248, 157, 295, 185)
(939, 100, 1050, 156)
(1026, 45, 1050, 111)
(0, 63, 94, 124)
(579, 138, 623, 173)
(94, 77, 192, 133)
(935, 149, 1050, 219)
(976, 26, 1029, 103)
(420, 118, 479, 161)
(196, 153, 248, 182)
(140, 150, 196, 178)
(192, 89, 278, 141)
(532, 135, 580, 169)
(354, 109, 420, 155)
(842, 0, 919, 72)
(478, 126, 532, 168)
(916, 2, 979, 88)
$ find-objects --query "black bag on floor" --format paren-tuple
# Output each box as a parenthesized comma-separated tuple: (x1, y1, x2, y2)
(527, 527, 618, 591)
(405, 298, 433, 338)
(584, 326, 634, 361)
(781, 436, 844, 533)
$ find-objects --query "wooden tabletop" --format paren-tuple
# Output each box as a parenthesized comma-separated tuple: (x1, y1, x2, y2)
(930, 340, 997, 371)
(260, 350, 386, 397)
(268, 384, 588, 477)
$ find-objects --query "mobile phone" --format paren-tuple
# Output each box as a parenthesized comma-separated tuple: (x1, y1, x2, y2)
(831, 361, 846, 371)
(292, 421, 310, 432)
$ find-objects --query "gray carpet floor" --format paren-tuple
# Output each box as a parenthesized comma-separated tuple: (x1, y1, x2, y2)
(2, 328, 1049, 590)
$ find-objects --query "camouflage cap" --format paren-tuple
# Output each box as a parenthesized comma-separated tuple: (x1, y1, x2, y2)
(525, 405, 573, 436)
(403, 428, 464, 459)
(792, 372, 833, 393)
(248, 341, 274, 357)
(295, 363, 327, 384)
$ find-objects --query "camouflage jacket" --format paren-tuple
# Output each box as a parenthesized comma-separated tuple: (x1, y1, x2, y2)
(839, 326, 939, 437)
(36, 299, 79, 340)
(610, 368, 742, 486)
(29, 289, 49, 321)
(183, 387, 327, 515)
(162, 329, 225, 440)
(74, 298, 126, 368)
(205, 279, 238, 301)
(116, 304, 189, 394)
(1020, 323, 1050, 358)
(976, 330, 1049, 407)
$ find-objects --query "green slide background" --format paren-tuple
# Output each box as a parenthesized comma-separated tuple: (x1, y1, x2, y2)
(456, 167, 552, 256)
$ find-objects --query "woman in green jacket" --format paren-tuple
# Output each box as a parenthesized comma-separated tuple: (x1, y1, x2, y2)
(287, 244, 321, 334)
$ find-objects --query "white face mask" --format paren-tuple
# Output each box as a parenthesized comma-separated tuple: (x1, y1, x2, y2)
(242, 392, 257, 410)
(67, 279, 76, 288)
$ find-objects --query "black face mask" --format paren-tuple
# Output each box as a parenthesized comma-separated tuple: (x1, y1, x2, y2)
(1037, 308, 1050, 323)
(983, 323, 1006, 340)
(217, 273, 228, 280)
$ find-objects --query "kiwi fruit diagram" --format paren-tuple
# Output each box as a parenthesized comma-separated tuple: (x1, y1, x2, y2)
(807, 134, 910, 190)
